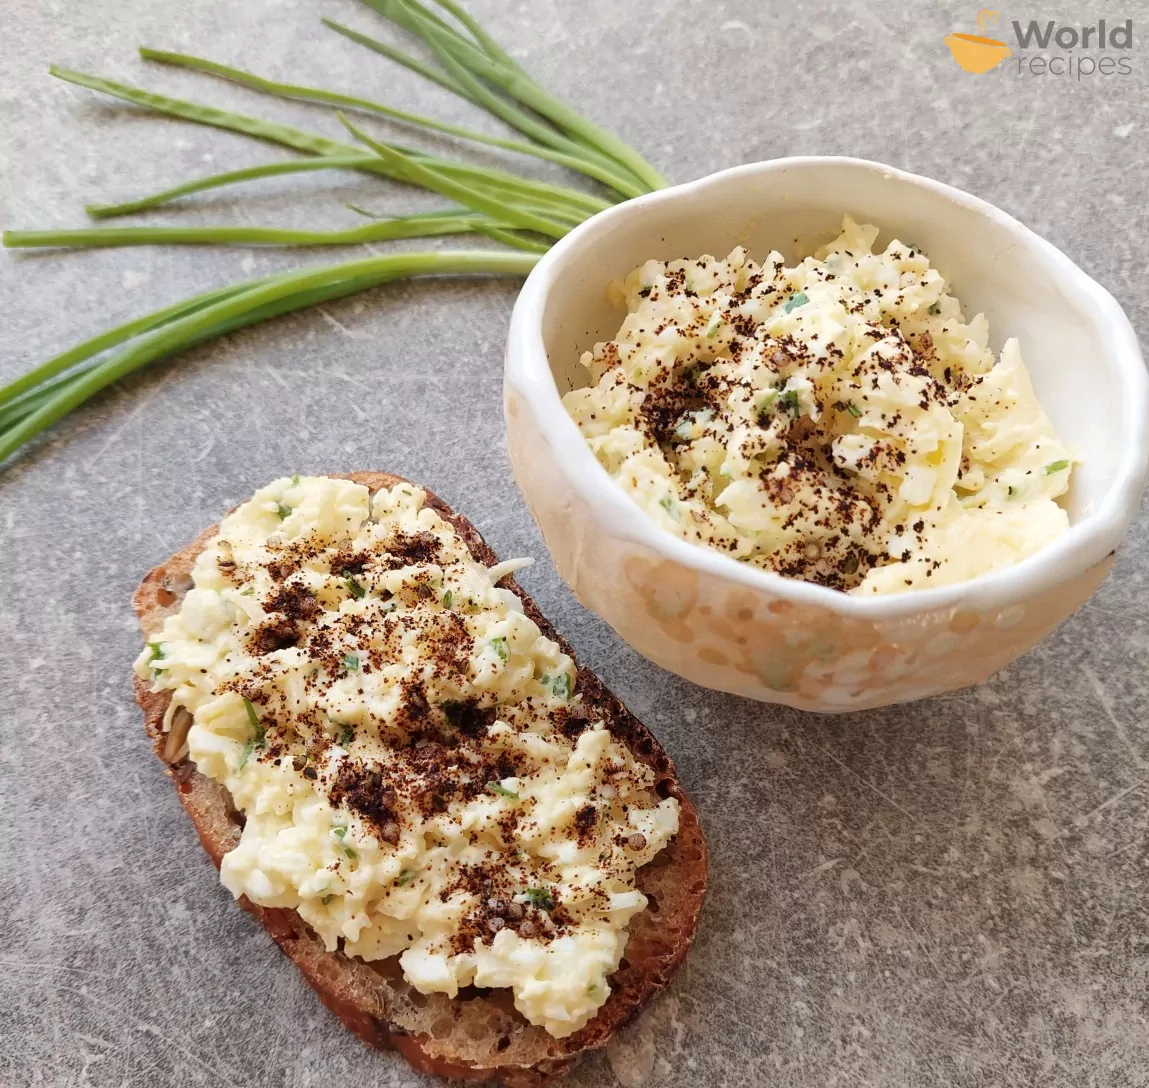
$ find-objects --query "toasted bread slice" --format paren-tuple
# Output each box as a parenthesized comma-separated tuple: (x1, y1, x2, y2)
(131, 472, 707, 1086)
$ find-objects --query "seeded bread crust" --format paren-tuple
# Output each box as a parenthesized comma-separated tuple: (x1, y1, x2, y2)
(131, 472, 708, 1086)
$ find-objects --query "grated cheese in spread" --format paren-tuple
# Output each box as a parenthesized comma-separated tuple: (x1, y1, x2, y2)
(134, 476, 679, 1037)
(563, 217, 1074, 594)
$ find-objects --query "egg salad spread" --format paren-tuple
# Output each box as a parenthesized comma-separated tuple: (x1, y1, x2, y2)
(133, 475, 679, 1037)
(563, 217, 1074, 594)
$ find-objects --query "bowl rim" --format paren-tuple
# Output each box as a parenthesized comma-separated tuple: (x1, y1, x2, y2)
(506, 155, 1149, 620)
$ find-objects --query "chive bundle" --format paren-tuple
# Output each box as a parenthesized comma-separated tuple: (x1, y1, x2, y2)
(0, 0, 668, 469)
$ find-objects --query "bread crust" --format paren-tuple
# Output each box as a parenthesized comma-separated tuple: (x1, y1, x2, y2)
(131, 472, 708, 1086)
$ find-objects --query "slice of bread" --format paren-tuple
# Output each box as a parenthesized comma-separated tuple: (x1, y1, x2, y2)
(131, 471, 708, 1086)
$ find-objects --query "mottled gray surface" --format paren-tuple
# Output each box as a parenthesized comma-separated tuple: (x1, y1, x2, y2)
(2, 1, 1148, 1085)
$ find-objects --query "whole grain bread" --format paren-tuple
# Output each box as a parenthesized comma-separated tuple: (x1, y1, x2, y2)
(131, 472, 708, 1086)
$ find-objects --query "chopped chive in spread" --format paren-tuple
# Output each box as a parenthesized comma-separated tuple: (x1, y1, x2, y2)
(756, 391, 779, 425)
(239, 586, 254, 596)
(659, 496, 675, 514)
(928, 302, 942, 316)
(339, 724, 354, 746)
(241, 696, 266, 748)
(343, 653, 359, 672)
(489, 636, 509, 662)
(345, 575, 367, 599)
(236, 738, 255, 770)
(674, 409, 712, 442)
(275, 502, 291, 520)
(290, 473, 300, 486)
(442, 589, 453, 608)
(777, 389, 800, 414)
(551, 673, 572, 700)
(396, 870, 417, 887)
(783, 291, 809, 314)
(704, 312, 723, 338)
(147, 641, 164, 662)
(1044, 459, 1069, 475)
(834, 400, 862, 419)
(486, 781, 519, 800)
(342, 845, 357, 862)
(331, 825, 347, 840)
(525, 886, 555, 911)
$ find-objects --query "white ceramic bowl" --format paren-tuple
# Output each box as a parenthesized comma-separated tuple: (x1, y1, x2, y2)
(504, 158, 1149, 712)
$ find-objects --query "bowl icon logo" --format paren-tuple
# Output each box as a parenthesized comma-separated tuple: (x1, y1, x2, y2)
(946, 9, 1013, 73)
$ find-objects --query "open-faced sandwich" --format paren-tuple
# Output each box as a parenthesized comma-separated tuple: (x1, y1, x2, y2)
(132, 472, 707, 1085)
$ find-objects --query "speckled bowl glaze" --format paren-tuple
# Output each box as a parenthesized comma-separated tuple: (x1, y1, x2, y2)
(504, 158, 1149, 712)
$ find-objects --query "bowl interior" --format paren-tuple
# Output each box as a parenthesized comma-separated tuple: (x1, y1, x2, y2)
(540, 159, 1135, 525)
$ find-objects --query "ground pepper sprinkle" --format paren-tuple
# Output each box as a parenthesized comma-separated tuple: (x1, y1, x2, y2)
(135, 475, 682, 1038)
(564, 217, 1074, 595)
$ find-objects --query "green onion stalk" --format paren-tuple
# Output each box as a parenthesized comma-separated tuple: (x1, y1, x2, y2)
(0, 0, 669, 470)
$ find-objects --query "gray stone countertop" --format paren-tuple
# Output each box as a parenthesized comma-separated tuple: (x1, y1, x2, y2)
(2, 1, 1148, 1085)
